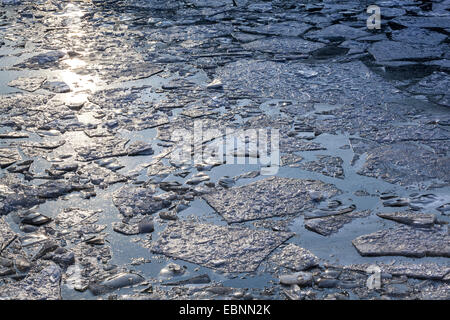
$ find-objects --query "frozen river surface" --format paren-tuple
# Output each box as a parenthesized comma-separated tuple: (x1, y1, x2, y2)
(0, 0, 449, 300)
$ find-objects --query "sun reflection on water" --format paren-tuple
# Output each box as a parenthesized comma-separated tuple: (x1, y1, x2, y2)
(42, 2, 109, 142)
(52, 2, 106, 109)
(57, 69, 102, 92)
(62, 57, 87, 69)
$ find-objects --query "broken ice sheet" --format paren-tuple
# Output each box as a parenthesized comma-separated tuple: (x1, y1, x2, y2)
(217, 60, 403, 105)
(12, 51, 65, 70)
(204, 176, 341, 223)
(357, 142, 450, 187)
(19, 232, 49, 247)
(269, 243, 319, 271)
(299, 155, 345, 179)
(19, 139, 66, 150)
(239, 21, 312, 37)
(1, 0, 449, 301)
(305, 24, 370, 41)
(417, 282, 450, 300)
(7, 76, 47, 92)
(126, 141, 154, 156)
(130, 113, 170, 131)
(113, 185, 169, 217)
(391, 16, 450, 29)
(152, 221, 293, 273)
(352, 225, 450, 258)
(77, 162, 127, 186)
(305, 210, 371, 236)
(0, 147, 21, 168)
(280, 154, 303, 167)
(243, 37, 324, 54)
(146, 160, 176, 180)
(64, 243, 113, 291)
(368, 40, 443, 63)
(406, 72, 450, 107)
(0, 216, 25, 259)
(53, 208, 106, 243)
(377, 211, 437, 228)
(42, 80, 71, 93)
(88, 272, 145, 296)
(75, 137, 129, 161)
(181, 107, 218, 119)
(280, 137, 326, 153)
(0, 132, 29, 139)
(104, 63, 163, 83)
(391, 28, 447, 46)
(0, 175, 89, 215)
(0, 261, 62, 300)
(345, 262, 450, 281)
(54, 208, 102, 229)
